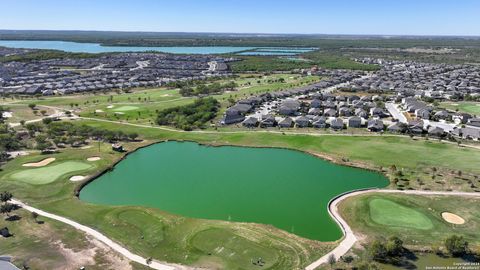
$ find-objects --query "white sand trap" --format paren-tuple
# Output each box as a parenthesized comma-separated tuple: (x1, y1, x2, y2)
(107, 105, 114, 109)
(442, 212, 465, 225)
(161, 94, 171, 97)
(70, 175, 86, 182)
(81, 145, 92, 149)
(87, 156, 101, 161)
(114, 112, 125, 115)
(95, 109, 104, 113)
(23, 157, 56, 167)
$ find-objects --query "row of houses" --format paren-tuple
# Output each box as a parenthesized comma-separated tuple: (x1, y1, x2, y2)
(0, 52, 231, 95)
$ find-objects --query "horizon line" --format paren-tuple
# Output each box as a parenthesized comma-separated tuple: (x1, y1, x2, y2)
(1, 29, 480, 38)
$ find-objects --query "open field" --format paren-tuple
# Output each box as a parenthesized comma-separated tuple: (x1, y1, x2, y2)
(2, 103, 57, 123)
(440, 101, 480, 115)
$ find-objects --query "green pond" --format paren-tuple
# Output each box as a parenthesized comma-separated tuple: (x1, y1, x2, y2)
(80, 142, 388, 241)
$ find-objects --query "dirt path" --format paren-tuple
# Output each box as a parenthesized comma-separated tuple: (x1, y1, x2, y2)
(11, 199, 193, 270)
(305, 189, 480, 270)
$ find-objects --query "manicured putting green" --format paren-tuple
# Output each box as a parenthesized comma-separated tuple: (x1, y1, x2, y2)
(369, 198, 434, 230)
(10, 161, 93, 185)
(112, 106, 139, 112)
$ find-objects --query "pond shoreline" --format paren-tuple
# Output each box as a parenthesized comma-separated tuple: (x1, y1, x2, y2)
(74, 138, 390, 197)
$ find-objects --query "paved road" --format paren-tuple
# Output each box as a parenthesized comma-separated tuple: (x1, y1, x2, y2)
(385, 102, 408, 124)
(11, 199, 194, 270)
(305, 189, 480, 270)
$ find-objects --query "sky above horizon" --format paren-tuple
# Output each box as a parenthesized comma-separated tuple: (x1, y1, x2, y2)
(1, 0, 479, 36)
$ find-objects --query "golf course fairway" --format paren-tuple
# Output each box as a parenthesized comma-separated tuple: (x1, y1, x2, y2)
(80, 141, 389, 241)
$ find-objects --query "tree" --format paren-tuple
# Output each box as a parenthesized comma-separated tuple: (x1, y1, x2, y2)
(328, 254, 336, 269)
(368, 240, 388, 261)
(128, 132, 138, 141)
(42, 117, 53, 125)
(32, 212, 39, 223)
(0, 191, 13, 204)
(40, 110, 47, 116)
(386, 236, 404, 256)
(0, 203, 15, 218)
(445, 235, 468, 257)
(28, 103, 37, 110)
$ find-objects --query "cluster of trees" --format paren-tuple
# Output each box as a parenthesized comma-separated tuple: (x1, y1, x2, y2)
(0, 50, 99, 63)
(179, 81, 238, 97)
(3, 120, 139, 154)
(368, 236, 406, 264)
(157, 97, 219, 131)
(41, 121, 138, 147)
(362, 235, 471, 269)
(230, 51, 379, 73)
(0, 191, 14, 220)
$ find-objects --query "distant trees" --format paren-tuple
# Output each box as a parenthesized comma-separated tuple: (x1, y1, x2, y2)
(179, 81, 238, 97)
(445, 235, 469, 257)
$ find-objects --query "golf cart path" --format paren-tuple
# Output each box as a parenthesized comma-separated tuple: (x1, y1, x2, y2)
(305, 189, 480, 270)
(11, 199, 193, 270)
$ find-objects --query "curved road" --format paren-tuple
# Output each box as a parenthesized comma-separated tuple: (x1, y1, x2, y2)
(11, 199, 193, 270)
(305, 189, 480, 270)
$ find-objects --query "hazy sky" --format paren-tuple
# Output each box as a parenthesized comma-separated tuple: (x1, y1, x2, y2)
(1, 0, 479, 36)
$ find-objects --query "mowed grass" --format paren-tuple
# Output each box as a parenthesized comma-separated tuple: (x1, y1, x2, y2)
(440, 101, 480, 115)
(111, 105, 140, 112)
(339, 193, 480, 248)
(190, 228, 279, 269)
(79, 120, 480, 177)
(8, 161, 94, 185)
(369, 198, 433, 230)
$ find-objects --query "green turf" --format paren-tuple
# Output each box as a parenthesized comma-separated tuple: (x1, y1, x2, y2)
(9, 161, 94, 184)
(190, 228, 279, 269)
(369, 198, 434, 230)
(440, 102, 480, 115)
(112, 105, 140, 112)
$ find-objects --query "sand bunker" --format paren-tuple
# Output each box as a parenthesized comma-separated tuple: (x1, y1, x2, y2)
(81, 145, 92, 149)
(107, 105, 114, 109)
(70, 175, 86, 182)
(87, 157, 101, 161)
(95, 109, 104, 113)
(23, 157, 56, 167)
(442, 212, 465, 225)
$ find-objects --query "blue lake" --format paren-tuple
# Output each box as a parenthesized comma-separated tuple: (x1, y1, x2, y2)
(0, 40, 255, 54)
